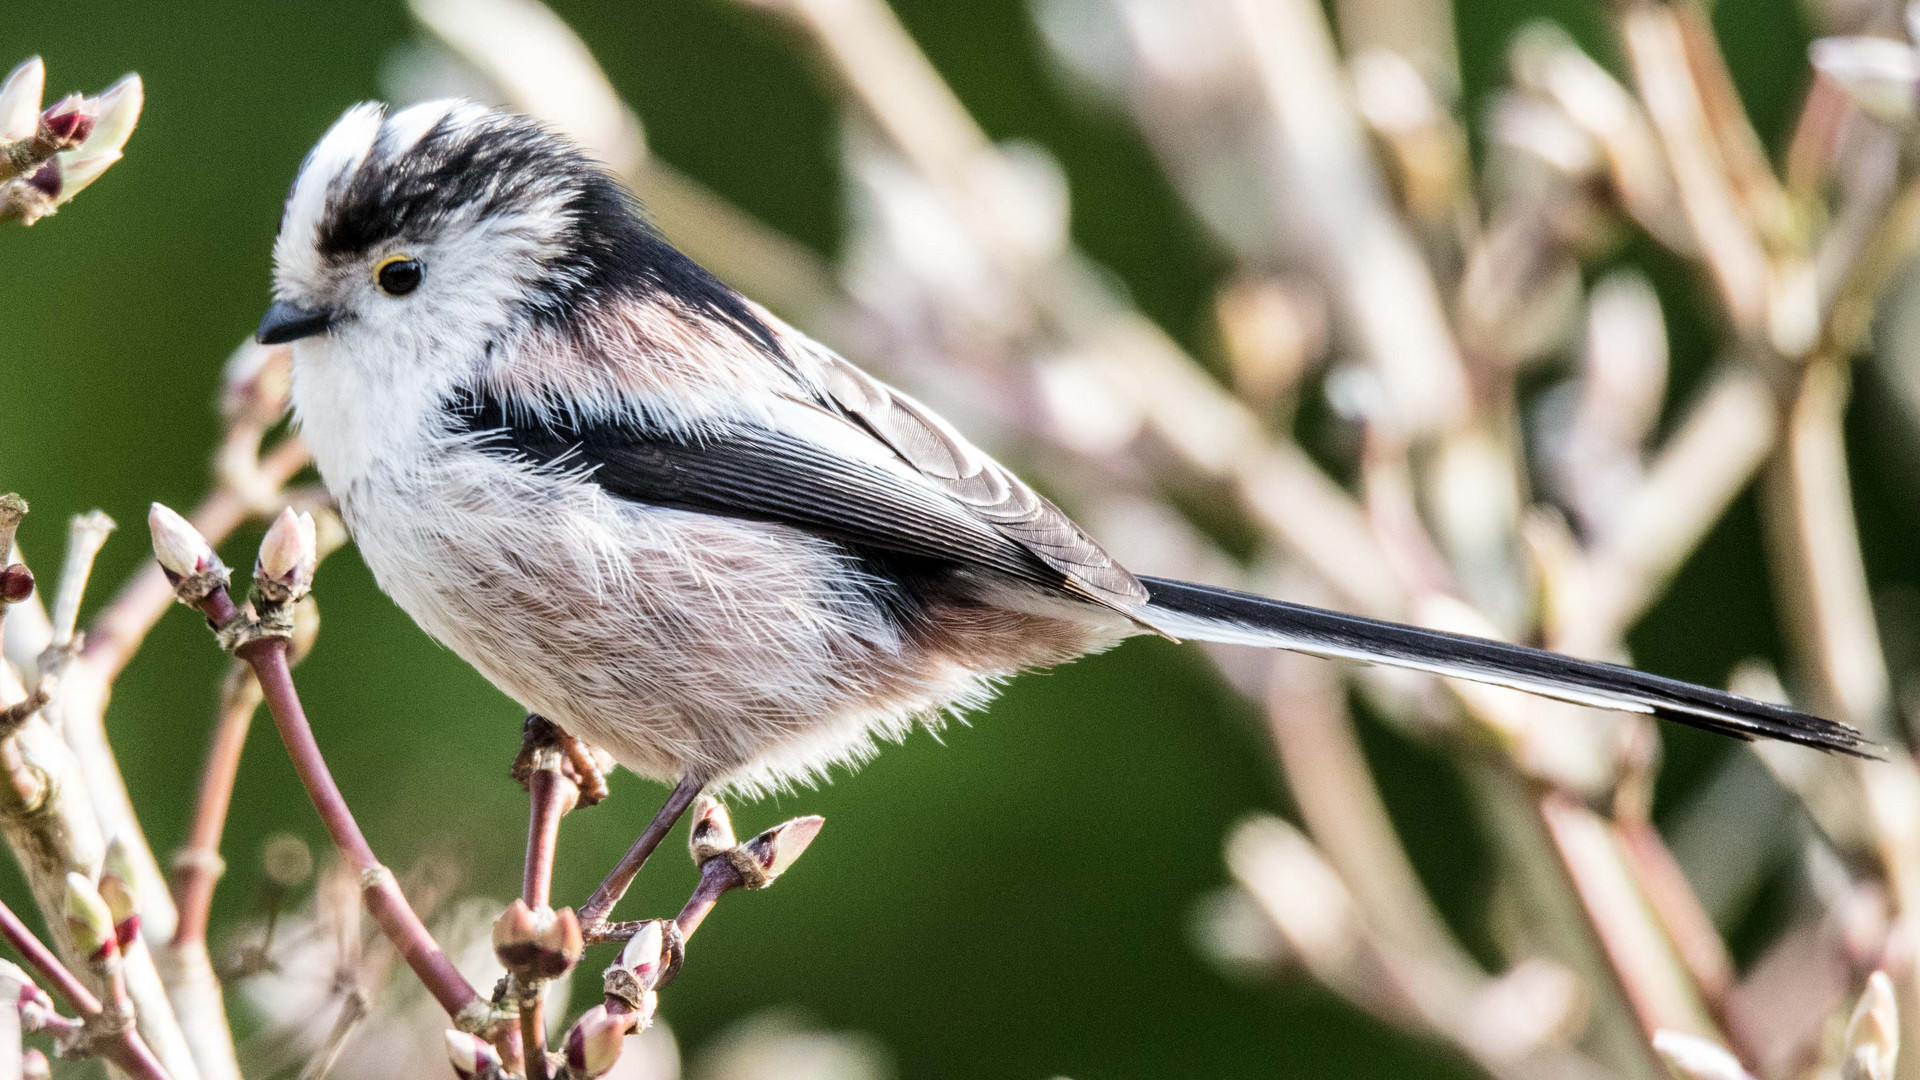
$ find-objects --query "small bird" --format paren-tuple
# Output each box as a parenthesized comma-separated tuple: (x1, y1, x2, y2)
(259, 101, 1866, 912)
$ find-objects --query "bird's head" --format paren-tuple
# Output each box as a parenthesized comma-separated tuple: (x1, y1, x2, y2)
(259, 100, 647, 367)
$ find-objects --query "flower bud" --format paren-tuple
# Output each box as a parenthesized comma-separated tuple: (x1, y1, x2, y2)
(0, 958, 54, 1035)
(0, 958, 32, 994)
(15, 992, 56, 1036)
(55, 74, 141, 201)
(617, 919, 665, 990)
(0, 958, 47, 1015)
(1650, 1031, 1752, 1080)
(221, 340, 293, 425)
(38, 94, 93, 145)
(688, 796, 736, 866)
(148, 503, 221, 581)
(0, 564, 33, 604)
(255, 507, 318, 599)
(1811, 36, 1920, 124)
(564, 1003, 635, 1077)
(491, 899, 581, 980)
(1844, 971, 1899, 1080)
(444, 1030, 502, 1080)
(63, 871, 116, 962)
(739, 815, 824, 889)
(99, 836, 141, 949)
(23, 161, 57, 198)
(20, 1048, 48, 1080)
(0, 58, 46, 142)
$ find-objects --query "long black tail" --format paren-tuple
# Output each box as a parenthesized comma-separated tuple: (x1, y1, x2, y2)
(1139, 577, 1874, 756)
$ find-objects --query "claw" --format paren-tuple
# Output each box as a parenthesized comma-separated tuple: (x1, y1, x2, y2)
(511, 714, 612, 806)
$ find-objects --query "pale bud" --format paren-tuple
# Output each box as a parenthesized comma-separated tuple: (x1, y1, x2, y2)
(63, 872, 116, 962)
(99, 836, 141, 949)
(617, 919, 666, 990)
(255, 507, 318, 598)
(52, 74, 140, 201)
(564, 1003, 635, 1077)
(444, 1029, 503, 1080)
(1216, 277, 1324, 410)
(20, 1048, 48, 1080)
(688, 796, 736, 866)
(1811, 36, 1920, 123)
(1843, 971, 1899, 1080)
(0, 58, 46, 142)
(0, 959, 45, 1010)
(739, 816, 825, 888)
(38, 94, 92, 145)
(221, 340, 293, 424)
(491, 899, 581, 979)
(148, 503, 220, 580)
(1652, 1031, 1752, 1080)
(0, 959, 53, 1034)
(0, 959, 31, 993)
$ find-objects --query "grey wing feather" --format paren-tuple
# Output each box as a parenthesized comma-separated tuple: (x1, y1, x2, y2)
(788, 338, 1149, 612)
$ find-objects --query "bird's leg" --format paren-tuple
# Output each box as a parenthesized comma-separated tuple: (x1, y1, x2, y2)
(511, 714, 612, 808)
(577, 773, 705, 941)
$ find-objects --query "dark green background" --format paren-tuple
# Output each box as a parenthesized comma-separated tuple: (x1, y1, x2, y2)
(0, 1, 1899, 1077)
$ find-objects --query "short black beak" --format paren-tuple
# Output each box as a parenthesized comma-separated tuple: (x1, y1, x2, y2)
(255, 301, 334, 345)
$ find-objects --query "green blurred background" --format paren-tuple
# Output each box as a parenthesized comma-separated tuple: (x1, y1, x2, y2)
(1, 0, 1902, 1077)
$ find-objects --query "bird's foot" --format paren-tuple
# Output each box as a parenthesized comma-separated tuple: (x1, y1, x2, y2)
(511, 714, 614, 807)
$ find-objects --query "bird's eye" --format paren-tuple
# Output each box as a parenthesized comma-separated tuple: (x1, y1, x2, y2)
(374, 255, 424, 297)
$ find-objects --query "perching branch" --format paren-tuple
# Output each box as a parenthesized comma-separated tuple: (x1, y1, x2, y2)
(149, 506, 507, 1057)
(0, 893, 170, 1079)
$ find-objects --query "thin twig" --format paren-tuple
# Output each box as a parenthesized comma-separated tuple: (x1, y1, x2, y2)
(578, 776, 703, 936)
(1619, 4, 1770, 336)
(513, 719, 584, 1080)
(296, 987, 369, 1080)
(0, 896, 169, 1080)
(237, 630, 481, 1022)
(169, 661, 260, 948)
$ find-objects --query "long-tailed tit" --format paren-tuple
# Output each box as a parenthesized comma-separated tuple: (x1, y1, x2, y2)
(257, 101, 1866, 893)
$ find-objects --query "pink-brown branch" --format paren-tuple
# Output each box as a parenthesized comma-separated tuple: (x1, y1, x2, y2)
(169, 663, 259, 948)
(0, 896, 169, 1080)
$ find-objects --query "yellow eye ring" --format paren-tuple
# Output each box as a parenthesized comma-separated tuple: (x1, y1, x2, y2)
(374, 254, 424, 296)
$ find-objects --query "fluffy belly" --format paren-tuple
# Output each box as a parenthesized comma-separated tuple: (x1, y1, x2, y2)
(340, 462, 1107, 792)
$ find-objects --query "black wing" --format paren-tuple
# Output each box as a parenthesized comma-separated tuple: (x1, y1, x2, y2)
(446, 389, 1080, 593)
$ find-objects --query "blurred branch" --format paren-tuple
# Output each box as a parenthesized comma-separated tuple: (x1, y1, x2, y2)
(1263, 650, 1469, 971)
(1231, 0, 1469, 435)
(406, 0, 845, 326)
(1618, 6, 1770, 336)
(0, 513, 203, 1080)
(159, 663, 260, 1080)
(1763, 360, 1890, 734)
(1228, 815, 1607, 1080)
(1549, 367, 1777, 655)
